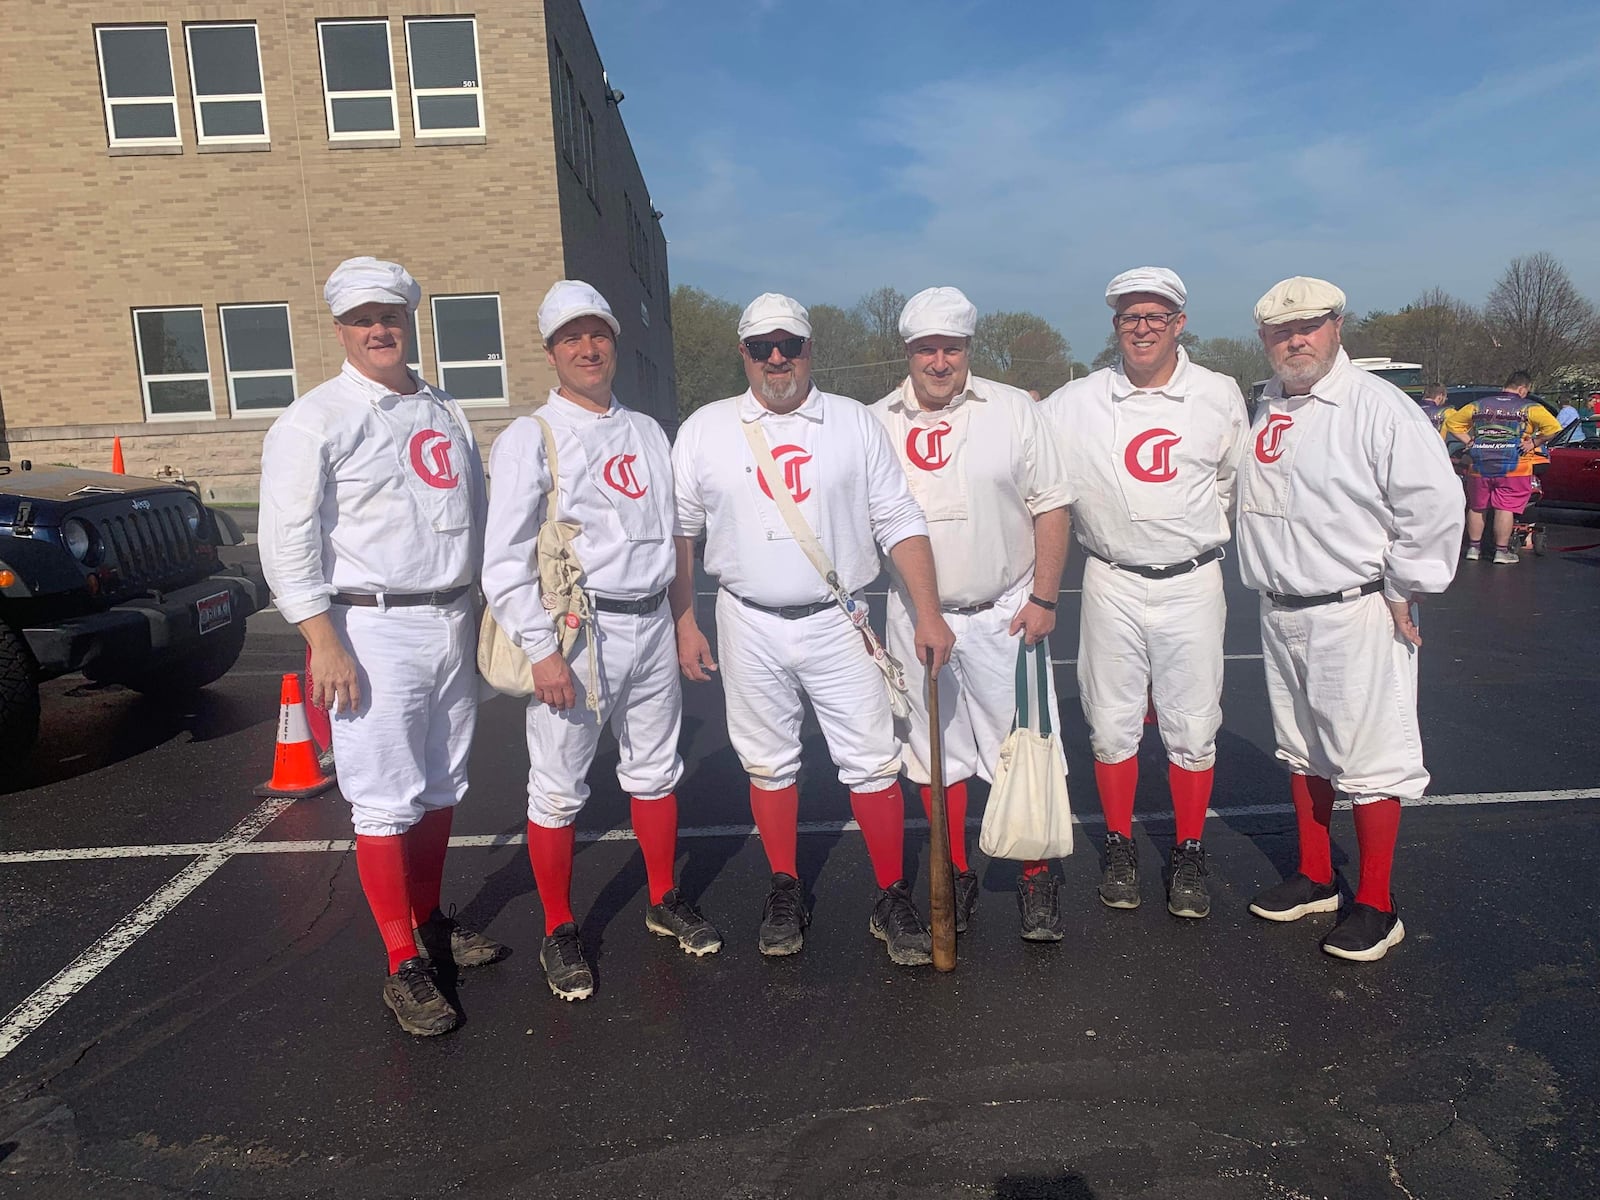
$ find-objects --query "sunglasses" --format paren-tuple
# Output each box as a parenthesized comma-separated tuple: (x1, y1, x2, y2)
(744, 336, 807, 361)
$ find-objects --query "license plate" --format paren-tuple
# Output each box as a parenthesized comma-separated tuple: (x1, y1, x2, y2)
(196, 590, 233, 634)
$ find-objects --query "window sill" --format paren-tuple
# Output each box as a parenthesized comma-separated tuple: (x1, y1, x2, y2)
(108, 144, 183, 157)
(456, 397, 510, 410)
(327, 136, 401, 150)
(198, 141, 272, 154)
(414, 133, 487, 147)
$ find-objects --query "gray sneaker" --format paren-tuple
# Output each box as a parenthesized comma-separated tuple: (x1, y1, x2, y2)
(381, 958, 460, 1037)
(1492, 547, 1519, 565)
(1017, 872, 1064, 942)
(414, 909, 509, 968)
(953, 869, 980, 934)
(1167, 840, 1211, 919)
(646, 889, 723, 956)
(539, 923, 595, 1001)
(1099, 831, 1141, 909)
(869, 880, 933, 966)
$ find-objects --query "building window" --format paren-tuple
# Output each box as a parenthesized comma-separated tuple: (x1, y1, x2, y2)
(185, 23, 269, 144)
(580, 98, 597, 196)
(432, 295, 506, 404)
(133, 307, 214, 420)
(220, 304, 296, 413)
(405, 17, 483, 137)
(96, 26, 181, 148)
(552, 42, 576, 164)
(404, 308, 422, 372)
(318, 19, 396, 138)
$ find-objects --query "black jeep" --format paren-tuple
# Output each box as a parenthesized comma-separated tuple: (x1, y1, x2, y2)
(1, 460, 269, 757)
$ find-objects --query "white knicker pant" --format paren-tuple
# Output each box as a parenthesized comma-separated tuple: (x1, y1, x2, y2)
(715, 590, 901, 794)
(887, 576, 1066, 787)
(1078, 555, 1225, 770)
(328, 597, 477, 838)
(526, 606, 684, 828)
(1259, 591, 1428, 802)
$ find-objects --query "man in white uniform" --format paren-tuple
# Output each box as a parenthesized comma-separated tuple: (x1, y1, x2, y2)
(483, 281, 720, 1003)
(1040, 268, 1248, 919)
(259, 257, 504, 1038)
(872, 287, 1074, 941)
(1239, 277, 1463, 962)
(671, 293, 956, 967)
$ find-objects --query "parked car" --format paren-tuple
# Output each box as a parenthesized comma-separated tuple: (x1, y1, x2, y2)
(1530, 418, 1600, 527)
(1, 460, 269, 756)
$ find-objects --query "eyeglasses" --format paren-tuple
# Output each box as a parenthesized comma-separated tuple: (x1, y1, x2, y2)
(744, 336, 807, 361)
(1113, 311, 1179, 332)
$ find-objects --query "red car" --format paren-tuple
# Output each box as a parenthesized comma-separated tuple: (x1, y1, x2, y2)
(1531, 417, 1600, 526)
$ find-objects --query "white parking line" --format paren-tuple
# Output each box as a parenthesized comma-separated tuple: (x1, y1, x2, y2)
(1050, 653, 1264, 666)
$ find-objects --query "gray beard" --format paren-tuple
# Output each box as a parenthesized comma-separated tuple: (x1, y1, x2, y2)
(1277, 359, 1334, 397)
(757, 372, 799, 406)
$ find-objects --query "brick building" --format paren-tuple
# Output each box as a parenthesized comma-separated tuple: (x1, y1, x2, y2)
(0, 0, 674, 500)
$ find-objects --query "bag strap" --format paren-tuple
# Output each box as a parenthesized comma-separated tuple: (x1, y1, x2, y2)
(533, 414, 560, 515)
(1012, 641, 1052, 737)
(532, 413, 600, 712)
(1013, 641, 1030, 732)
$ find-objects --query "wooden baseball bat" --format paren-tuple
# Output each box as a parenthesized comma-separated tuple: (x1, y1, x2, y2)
(924, 646, 956, 971)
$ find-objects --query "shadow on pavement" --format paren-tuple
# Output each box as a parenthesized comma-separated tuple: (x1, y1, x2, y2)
(993, 1171, 1098, 1199)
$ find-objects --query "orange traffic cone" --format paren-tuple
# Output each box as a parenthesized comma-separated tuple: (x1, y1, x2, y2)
(254, 673, 337, 798)
(110, 437, 126, 474)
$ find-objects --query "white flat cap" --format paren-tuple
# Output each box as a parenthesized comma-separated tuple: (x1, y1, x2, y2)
(899, 286, 978, 342)
(324, 257, 421, 316)
(1105, 266, 1187, 310)
(538, 279, 621, 340)
(1254, 276, 1347, 325)
(738, 293, 811, 340)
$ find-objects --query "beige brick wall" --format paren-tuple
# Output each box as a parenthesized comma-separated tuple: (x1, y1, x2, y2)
(0, 0, 674, 487)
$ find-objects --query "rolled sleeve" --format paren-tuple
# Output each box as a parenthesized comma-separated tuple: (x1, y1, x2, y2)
(482, 420, 560, 663)
(1380, 415, 1466, 599)
(861, 411, 929, 553)
(1020, 400, 1074, 513)
(258, 422, 333, 625)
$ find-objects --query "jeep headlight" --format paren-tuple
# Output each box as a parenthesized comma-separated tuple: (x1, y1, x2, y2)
(63, 517, 96, 562)
(178, 495, 203, 536)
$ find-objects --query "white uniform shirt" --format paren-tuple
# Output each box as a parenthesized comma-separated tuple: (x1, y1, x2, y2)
(259, 362, 486, 626)
(1040, 348, 1248, 566)
(872, 374, 1072, 606)
(1235, 350, 1465, 601)
(673, 386, 928, 605)
(482, 391, 676, 663)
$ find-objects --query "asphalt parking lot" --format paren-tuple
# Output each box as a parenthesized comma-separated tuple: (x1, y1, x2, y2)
(2, 528, 1598, 1200)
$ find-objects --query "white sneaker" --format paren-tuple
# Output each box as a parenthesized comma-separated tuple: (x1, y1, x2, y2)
(1493, 548, 1519, 564)
(1464, 546, 1481, 560)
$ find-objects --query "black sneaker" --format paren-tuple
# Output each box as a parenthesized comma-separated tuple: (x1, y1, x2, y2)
(539, 922, 595, 1001)
(1321, 902, 1405, 962)
(1099, 831, 1140, 909)
(1016, 872, 1064, 942)
(758, 873, 809, 957)
(1166, 840, 1211, 919)
(1248, 873, 1340, 922)
(869, 880, 933, 966)
(953, 869, 980, 934)
(381, 957, 460, 1037)
(415, 909, 510, 968)
(646, 889, 723, 956)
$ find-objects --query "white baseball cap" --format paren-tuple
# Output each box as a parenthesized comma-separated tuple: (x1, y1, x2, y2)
(738, 292, 811, 340)
(899, 287, 978, 342)
(1254, 276, 1347, 325)
(1105, 266, 1187, 310)
(538, 280, 621, 340)
(323, 257, 421, 316)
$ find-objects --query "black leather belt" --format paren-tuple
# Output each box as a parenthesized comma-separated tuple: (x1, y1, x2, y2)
(943, 600, 996, 615)
(332, 586, 469, 607)
(1087, 545, 1224, 579)
(591, 588, 667, 615)
(1265, 579, 1384, 609)
(730, 591, 836, 620)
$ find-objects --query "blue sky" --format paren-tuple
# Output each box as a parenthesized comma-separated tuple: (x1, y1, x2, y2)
(587, 0, 1600, 359)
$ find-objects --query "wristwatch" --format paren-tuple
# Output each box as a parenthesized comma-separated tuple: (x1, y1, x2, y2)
(1027, 594, 1057, 612)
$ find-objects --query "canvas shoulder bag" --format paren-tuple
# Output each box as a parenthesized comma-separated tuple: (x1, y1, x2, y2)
(978, 640, 1073, 861)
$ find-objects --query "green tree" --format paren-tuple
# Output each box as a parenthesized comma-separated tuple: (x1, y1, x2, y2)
(1485, 252, 1599, 386)
(972, 311, 1073, 394)
(669, 285, 746, 417)
(1188, 336, 1271, 395)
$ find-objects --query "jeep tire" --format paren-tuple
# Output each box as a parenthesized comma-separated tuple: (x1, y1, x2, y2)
(0, 623, 41, 758)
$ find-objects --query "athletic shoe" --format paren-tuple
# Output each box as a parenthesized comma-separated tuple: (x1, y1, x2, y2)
(757, 872, 808, 957)
(1248, 873, 1340, 922)
(869, 879, 933, 966)
(1320, 902, 1406, 962)
(414, 910, 509, 968)
(1016, 872, 1064, 942)
(1099, 831, 1141, 909)
(1492, 548, 1519, 565)
(381, 957, 460, 1037)
(539, 922, 595, 1001)
(1464, 546, 1481, 561)
(646, 889, 723, 956)
(1166, 840, 1211, 919)
(953, 868, 980, 934)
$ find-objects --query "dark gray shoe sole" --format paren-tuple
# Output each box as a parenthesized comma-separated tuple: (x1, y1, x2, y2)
(868, 918, 933, 966)
(646, 912, 723, 957)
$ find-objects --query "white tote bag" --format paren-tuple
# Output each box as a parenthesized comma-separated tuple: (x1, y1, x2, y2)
(979, 640, 1073, 861)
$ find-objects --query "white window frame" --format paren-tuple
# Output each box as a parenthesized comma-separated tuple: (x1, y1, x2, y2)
(432, 294, 507, 407)
(219, 303, 297, 416)
(184, 22, 270, 146)
(133, 306, 215, 422)
(404, 16, 485, 138)
(96, 25, 182, 150)
(317, 18, 396, 140)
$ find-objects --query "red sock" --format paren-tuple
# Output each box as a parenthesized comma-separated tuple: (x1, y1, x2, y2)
(750, 783, 800, 877)
(1169, 764, 1213, 843)
(526, 821, 576, 934)
(1094, 756, 1138, 837)
(919, 780, 970, 873)
(1291, 774, 1336, 885)
(850, 784, 906, 889)
(631, 793, 679, 905)
(404, 806, 454, 926)
(1353, 798, 1400, 912)
(1020, 860, 1050, 878)
(355, 833, 417, 974)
